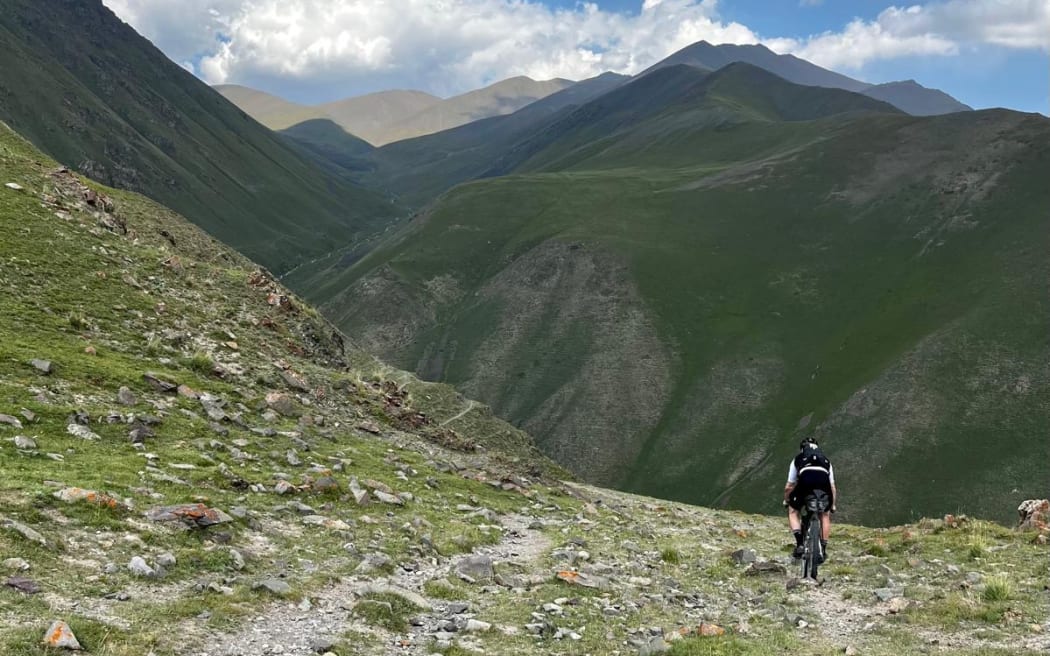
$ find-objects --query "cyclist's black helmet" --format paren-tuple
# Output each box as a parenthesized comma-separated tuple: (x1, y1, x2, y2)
(799, 438, 819, 451)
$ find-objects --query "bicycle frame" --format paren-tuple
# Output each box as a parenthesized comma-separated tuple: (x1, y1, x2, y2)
(798, 492, 829, 580)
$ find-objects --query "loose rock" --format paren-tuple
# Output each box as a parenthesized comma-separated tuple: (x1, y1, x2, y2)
(5, 576, 40, 594)
(0, 414, 23, 429)
(253, 578, 292, 596)
(128, 556, 156, 578)
(146, 503, 233, 528)
(143, 372, 177, 393)
(731, 548, 757, 564)
(66, 424, 99, 440)
(456, 555, 494, 582)
(43, 620, 82, 650)
(2, 518, 47, 546)
(117, 386, 137, 406)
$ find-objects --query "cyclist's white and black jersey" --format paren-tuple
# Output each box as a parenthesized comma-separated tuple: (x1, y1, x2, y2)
(786, 460, 835, 486)
(787, 449, 834, 509)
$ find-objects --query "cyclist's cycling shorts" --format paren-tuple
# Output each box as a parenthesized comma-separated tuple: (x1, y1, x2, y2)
(788, 471, 833, 511)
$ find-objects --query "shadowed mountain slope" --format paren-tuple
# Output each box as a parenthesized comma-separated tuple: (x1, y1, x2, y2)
(287, 63, 1050, 527)
(350, 72, 629, 207)
(0, 0, 399, 274)
(279, 119, 376, 174)
(863, 79, 974, 116)
(646, 40, 971, 115)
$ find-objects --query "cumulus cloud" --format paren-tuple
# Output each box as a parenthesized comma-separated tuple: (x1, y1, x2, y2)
(101, 0, 1049, 98)
(774, 0, 1049, 70)
(103, 0, 759, 95)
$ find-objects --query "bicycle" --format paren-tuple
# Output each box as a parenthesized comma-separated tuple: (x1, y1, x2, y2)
(797, 490, 831, 580)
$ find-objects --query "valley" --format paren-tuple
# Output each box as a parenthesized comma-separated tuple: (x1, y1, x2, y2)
(0, 3, 1047, 653)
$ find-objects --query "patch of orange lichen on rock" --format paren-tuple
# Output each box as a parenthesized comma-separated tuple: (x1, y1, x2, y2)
(555, 569, 608, 589)
(43, 619, 82, 650)
(53, 487, 128, 511)
(697, 622, 726, 637)
(146, 503, 233, 528)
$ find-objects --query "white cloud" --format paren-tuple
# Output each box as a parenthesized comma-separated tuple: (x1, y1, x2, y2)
(774, 0, 1049, 70)
(101, 0, 1049, 98)
(103, 0, 760, 95)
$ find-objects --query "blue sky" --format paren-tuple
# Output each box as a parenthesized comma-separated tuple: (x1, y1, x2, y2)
(104, 0, 1048, 114)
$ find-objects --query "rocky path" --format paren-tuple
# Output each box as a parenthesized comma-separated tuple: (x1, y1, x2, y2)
(439, 400, 477, 427)
(189, 513, 550, 656)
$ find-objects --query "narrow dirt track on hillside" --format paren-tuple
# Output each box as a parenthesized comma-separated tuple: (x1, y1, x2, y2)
(186, 513, 550, 656)
(440, 400, 476, 427)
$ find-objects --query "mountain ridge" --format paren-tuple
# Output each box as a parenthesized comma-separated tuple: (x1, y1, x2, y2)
(217, 76, 576, 146)
(289, 64, 1050, 526)
(645, 40, 972, 115)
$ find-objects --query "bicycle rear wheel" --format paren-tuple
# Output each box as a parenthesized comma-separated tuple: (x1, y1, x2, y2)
(804, 513, 822, 579)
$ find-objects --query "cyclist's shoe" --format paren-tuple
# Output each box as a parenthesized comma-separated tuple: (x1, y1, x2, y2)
(791, 545, 805, 559)
(815, 551, 826, 564)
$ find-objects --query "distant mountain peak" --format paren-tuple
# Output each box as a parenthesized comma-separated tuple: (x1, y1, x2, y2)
(644, 40, 970, 116)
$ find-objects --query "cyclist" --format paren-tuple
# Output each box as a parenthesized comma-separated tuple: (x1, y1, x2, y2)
(783, 438, 837, 561)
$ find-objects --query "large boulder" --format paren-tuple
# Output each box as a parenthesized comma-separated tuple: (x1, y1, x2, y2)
(146, 503, 233, 528)
(1017, 499, 1049, 532)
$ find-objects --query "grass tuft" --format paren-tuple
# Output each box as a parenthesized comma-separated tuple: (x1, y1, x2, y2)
(180, 351, 214, 375)
(353, 592, 418, 631)
(661, 547, 682, 564)
(982, 576, 1012, 603)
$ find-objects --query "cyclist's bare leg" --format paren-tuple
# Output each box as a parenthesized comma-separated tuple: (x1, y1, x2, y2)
(788, 506, 801, 532)
(820, 513, 832, 541)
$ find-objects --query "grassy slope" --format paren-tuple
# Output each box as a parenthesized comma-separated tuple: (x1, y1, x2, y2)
(1, 122, 1046, 656)
(0, 0, 398, 274)
(0, 119, 557, 651)
(293, 66, 1050, 526)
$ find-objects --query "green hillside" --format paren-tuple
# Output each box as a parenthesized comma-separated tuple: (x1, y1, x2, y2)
(1, 88, 1047, 656)
(0, 0, 398, 274)
(289, 65, 1050, 527)
(351, 72, 628, 208)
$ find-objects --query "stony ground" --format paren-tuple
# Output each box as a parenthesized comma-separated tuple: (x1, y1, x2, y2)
(0, 122, 1047, 656)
